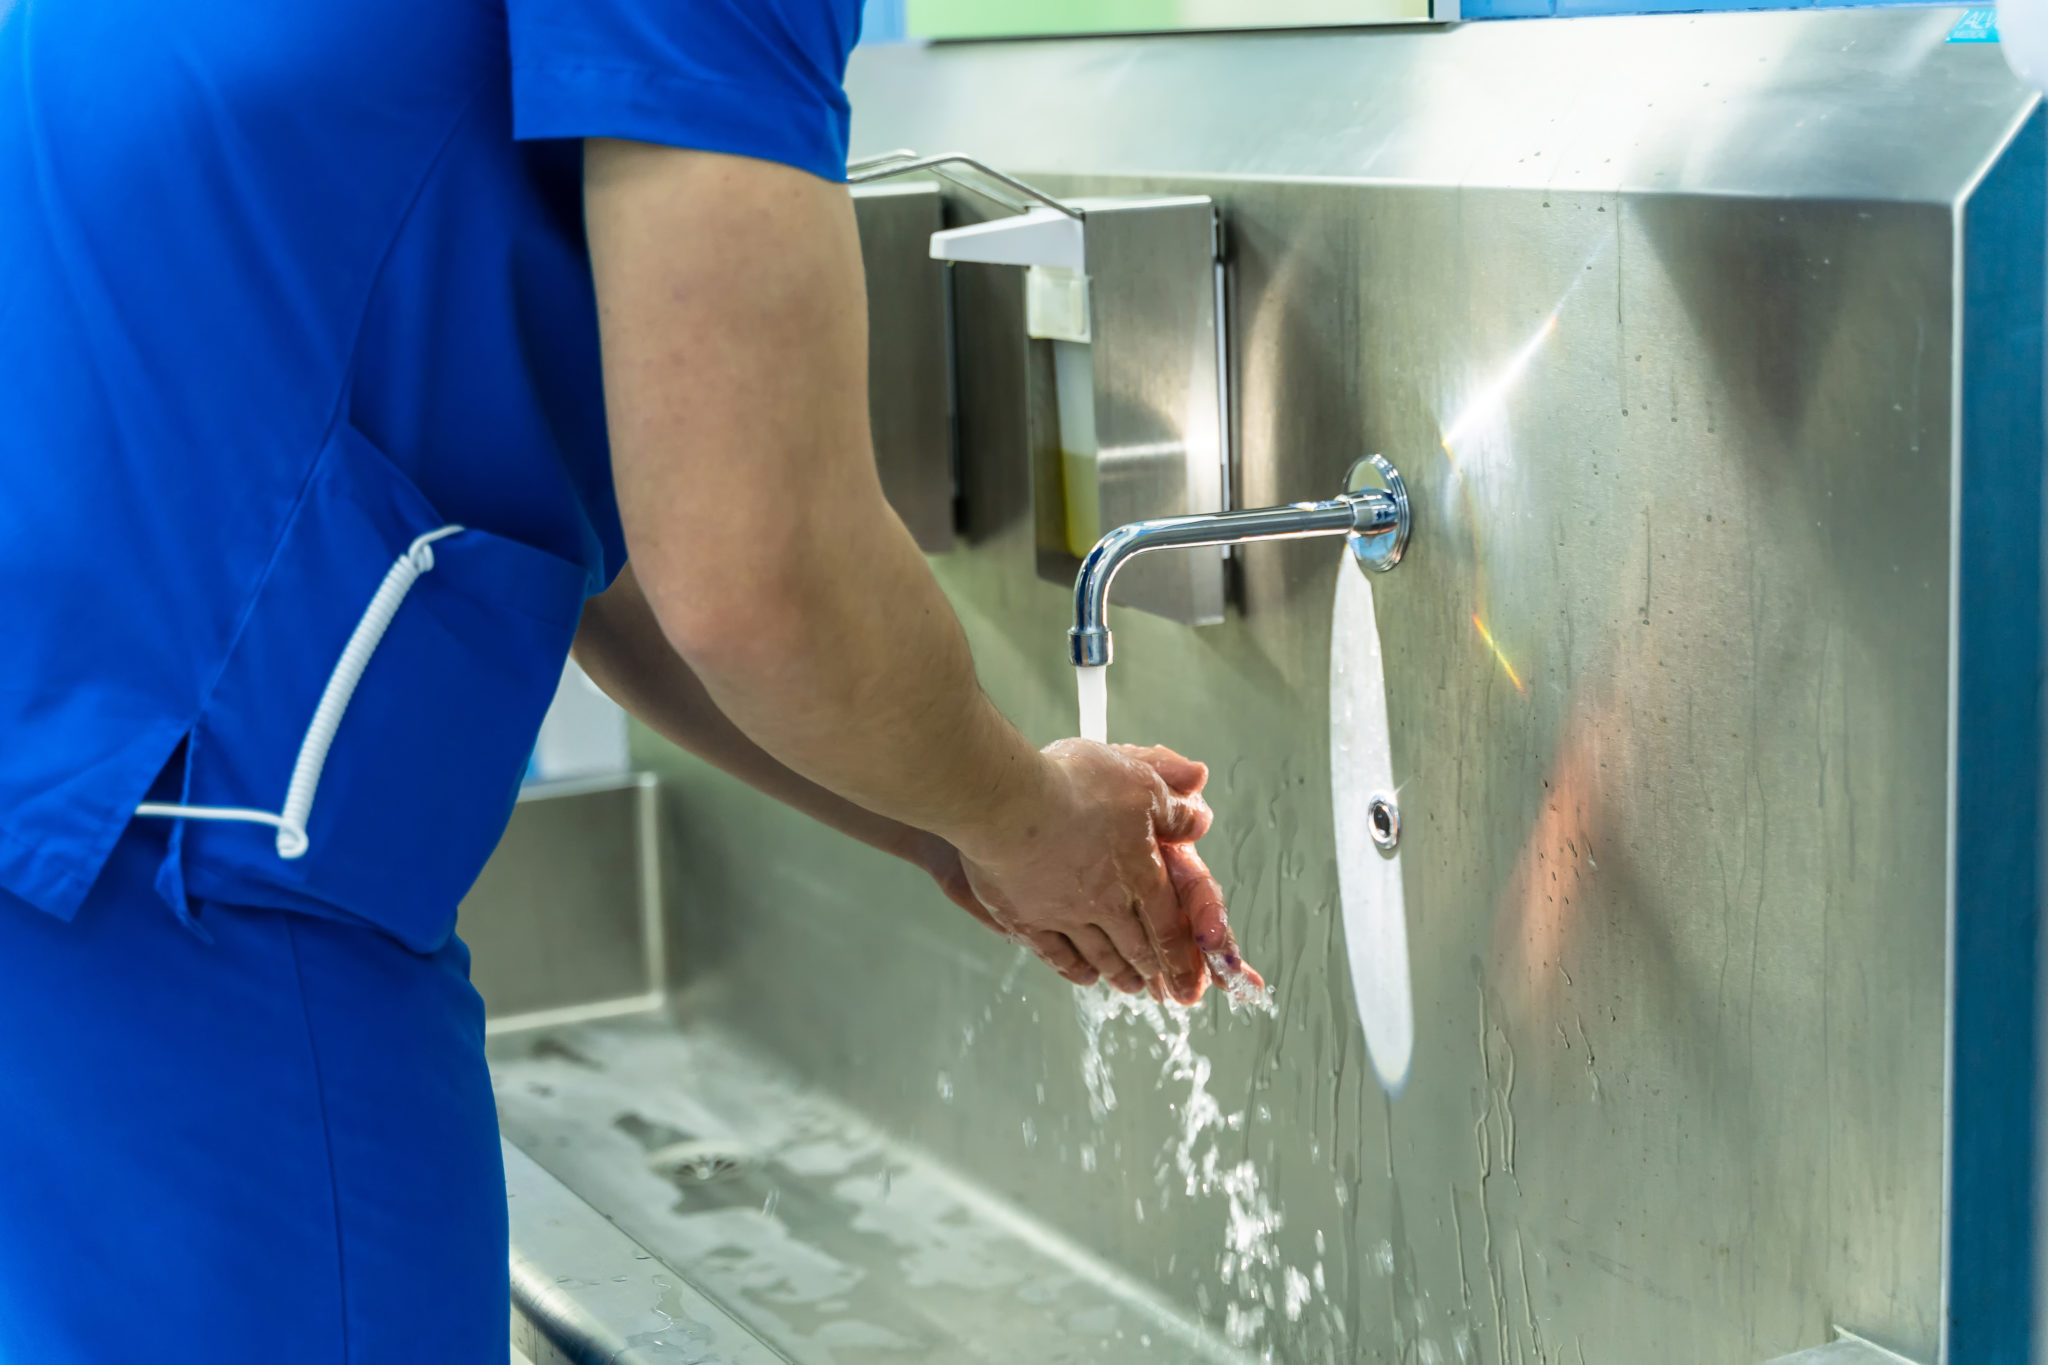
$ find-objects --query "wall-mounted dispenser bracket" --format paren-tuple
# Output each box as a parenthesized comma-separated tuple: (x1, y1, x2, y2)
(852, 151, 1231, 627)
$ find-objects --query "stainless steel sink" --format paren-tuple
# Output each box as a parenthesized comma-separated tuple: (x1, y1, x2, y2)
(505, 1135, 786, 1365)
(460, 13, 2048, 1353)
(471, 778, 1240, 1365)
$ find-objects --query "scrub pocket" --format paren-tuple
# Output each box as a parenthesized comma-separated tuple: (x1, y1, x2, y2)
(171, 423, 589, 951)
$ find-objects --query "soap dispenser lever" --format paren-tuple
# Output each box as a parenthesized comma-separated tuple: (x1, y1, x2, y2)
(1069, 456, 1410, 667)
(847, 149, 1083, 220)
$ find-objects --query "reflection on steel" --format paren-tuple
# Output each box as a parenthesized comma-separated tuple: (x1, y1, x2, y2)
(1069, 196, 1233, 626)
(1434, 270, 1590, 710)
(1068, 458, 1409, 667)
(1439, 313, 1561, 455)
(618, 12, 2048, 1361)
(1468, 611, 1526, 696)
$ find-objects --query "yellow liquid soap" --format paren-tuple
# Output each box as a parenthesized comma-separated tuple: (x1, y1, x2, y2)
(1051, 340, 1101, 559)
(1061, 448, 1102, 560)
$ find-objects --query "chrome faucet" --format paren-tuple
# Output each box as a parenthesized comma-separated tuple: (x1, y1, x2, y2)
(1068, 455, 1410, 667)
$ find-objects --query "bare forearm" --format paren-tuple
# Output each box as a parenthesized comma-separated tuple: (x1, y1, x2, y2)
(572, 566, 934, 864)
(581, 140, 1231, 1005)
(662, 492, 1040, 851)
(584, 141, 1047, 859)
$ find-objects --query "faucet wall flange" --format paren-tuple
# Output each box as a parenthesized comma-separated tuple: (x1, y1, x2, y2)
(1346, 454, 1410, 574)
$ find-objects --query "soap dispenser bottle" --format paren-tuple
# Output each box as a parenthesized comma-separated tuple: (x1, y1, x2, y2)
(847, 152, 1231, 627)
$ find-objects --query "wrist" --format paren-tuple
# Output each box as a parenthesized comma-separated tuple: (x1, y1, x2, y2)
(943, 743, 1062, 868)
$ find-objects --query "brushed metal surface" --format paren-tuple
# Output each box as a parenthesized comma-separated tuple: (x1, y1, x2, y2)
(1762, 1341, 1920, 1365)
(846, 9, 2023, 202)
(613, 12, 2037, 1363)
(495, 1019, 1249, 1364)
(902, 184, 1235, 623)
(650, 182, 1959, 1365)
(506, 1138, 790, 1365)
(461, 775, 663, 1021)
(1078, 196, 1230, 625)
(853, 182, 957, 552)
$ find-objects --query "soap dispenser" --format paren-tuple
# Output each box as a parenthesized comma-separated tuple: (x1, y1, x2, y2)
(851, 152, 1231, 627)
(916, 203, 1102, 561)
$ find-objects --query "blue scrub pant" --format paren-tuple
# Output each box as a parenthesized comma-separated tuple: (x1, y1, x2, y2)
(0, 823, 507, 1361)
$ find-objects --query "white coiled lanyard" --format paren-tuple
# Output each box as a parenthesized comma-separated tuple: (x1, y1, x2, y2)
(135, 525, 464, 860)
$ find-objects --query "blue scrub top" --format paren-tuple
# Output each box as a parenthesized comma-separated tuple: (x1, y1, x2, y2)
(0, 0, 864, 945)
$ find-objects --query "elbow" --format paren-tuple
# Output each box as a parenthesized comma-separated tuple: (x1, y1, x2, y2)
(621, 478, 896, 683)
(637, 548, 816, 682)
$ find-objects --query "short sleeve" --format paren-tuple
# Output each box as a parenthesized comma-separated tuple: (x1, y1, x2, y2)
(506, 0, 864, 182)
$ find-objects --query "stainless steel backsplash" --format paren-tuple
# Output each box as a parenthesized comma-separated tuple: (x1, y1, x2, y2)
(621, 13, 2043, 1360)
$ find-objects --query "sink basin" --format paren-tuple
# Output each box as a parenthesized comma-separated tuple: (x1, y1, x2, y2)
(491, 1015, 1245, 1365)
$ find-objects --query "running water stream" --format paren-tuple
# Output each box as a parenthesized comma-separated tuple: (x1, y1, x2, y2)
(1067, 659, 1304, 1353)
(1076, 664, 1109, 744)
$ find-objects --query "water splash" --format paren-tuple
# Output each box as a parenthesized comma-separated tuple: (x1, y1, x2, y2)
(1204, 950, 1278, 1017)
(1072, 984, 1309, 1353)
(1076, 984, 1123, 1121)
(1283, 1266, 1313, 1322)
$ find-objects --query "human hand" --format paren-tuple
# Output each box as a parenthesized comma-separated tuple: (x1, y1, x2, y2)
(906, 746, 1263, 1005)
(1161, 839, 1265, 1001)
(1105, 745, 1242, 967)
(951, 739, 1221, 1005)
(1126, 750, 1264, 1002)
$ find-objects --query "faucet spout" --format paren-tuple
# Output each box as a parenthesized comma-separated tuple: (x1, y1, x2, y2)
(1069, 455, 1409, 668)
